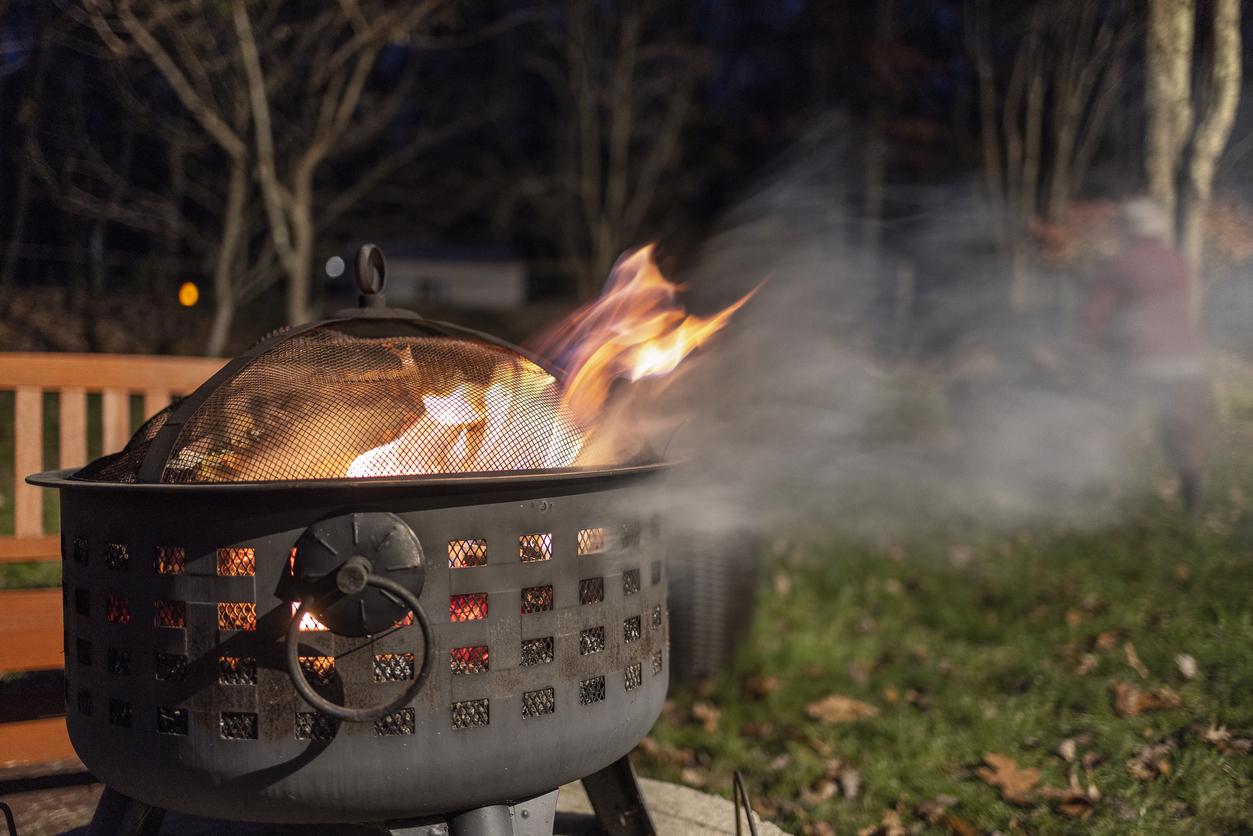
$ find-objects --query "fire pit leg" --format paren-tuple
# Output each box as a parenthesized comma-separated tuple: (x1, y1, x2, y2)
(580, 756, 657, 836)
(444, 789, 560, 836)
(85, 787, 165, 836)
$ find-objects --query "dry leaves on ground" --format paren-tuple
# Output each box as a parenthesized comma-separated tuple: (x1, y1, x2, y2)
(691, 702, 721, 732)
(1200, 724, 1253, 754)
(1176, 653, 1198, 679)
(1124, 643, 1150, 679)
(745, 675, 782, 699)
(976, 753, 1040, 804)
(857, 809, 905, 836)
(1040, 773, 1100, 818)
(1111, 681, 1181, 716)
(1126, 742, 1175, 781)
(802, 822, 835, 836)
(806, 694, 880, 723)
(915, 794, 959, 824)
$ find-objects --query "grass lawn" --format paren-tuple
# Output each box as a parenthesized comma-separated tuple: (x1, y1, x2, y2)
(635, 426, 1253, 834)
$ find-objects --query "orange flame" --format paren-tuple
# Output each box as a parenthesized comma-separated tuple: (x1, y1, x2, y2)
(345, 244, 752, 477)
(530, 244, 755, 424)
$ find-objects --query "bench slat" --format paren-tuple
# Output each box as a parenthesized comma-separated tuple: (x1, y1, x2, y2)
(0, 353, 225, 391)
(0, 717, 76, 767)
(15, 386, 43, 538)
(59, 387, 88, 470)
(101, 389, 130, 457)
(0, 535, 59, 564)
(0, 589, 64, 671)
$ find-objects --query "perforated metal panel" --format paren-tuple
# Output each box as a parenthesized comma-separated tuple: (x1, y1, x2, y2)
(221, 712, 258, 740)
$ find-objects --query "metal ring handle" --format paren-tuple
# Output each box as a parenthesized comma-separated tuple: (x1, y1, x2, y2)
(286, 573, 432, 723)
(356, 244, 386, 295)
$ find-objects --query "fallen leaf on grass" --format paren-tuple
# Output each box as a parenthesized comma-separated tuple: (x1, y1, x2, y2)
(847, 659, 873, 685)
(857, 810, 906, 836)
(806, 694, 879, 723)
(1176, 653, 1197, 679)
(1057, 738, 1076, 762)
(1106, 797, 1139, 820)
(1040, 773, 1100, 818)
(1198, 723, 1253, 753)
(839, 767, 860, 800)
(883, 686, 899, 704)
(916, 795, 960, 824)
(1126, 742, 1174, 781)
(680, 767, 706, 787)
(802, 822, 835, 836)
(1074, 654, 1100, 676)
(976, 752, 1040, 804)
(745, 675, 782, 698)
(691, 702, 721, 732)
(1124, 642, 1149, 679)
(1111, 681, 1181, 716)
(942, 814, 979, 836)
(1094, 630, 1121, 650)
(800, 779, 839, 807)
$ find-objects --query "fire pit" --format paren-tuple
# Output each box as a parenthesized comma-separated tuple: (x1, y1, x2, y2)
(29, 247, 672, 836)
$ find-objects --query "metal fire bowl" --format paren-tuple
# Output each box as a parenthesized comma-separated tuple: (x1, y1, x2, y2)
(30, 464, 669, 824)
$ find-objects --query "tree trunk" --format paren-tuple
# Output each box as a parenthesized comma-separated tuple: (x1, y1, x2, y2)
(1145, 0, 1195, 233)
(206, 157, 249, 357)
(1182, 0, 1240, 318)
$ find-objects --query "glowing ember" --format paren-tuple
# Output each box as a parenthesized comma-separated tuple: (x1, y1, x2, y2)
(346, 244, 751, 477)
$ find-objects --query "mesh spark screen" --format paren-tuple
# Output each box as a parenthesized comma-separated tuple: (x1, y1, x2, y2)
(81, 326, 595, 483)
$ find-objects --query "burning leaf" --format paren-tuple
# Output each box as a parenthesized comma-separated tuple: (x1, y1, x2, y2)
(1124, 643, 1150, 679)
(805, 694, 880, 724)
(1126, 742, 1174, 781)
(975, 752, 1040, 804)
(1176, 653, 1198, 679)
(1111, 681, 1181, 716)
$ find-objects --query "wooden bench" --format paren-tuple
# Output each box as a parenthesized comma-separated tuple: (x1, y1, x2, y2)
(0, 353, 225, 767)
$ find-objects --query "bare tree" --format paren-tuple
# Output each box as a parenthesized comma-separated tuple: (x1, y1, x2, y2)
(967, 0, 1133, 312)
(1144, 0, 1195, 225)
(501, 0, 709, 301)
(79, 0, 474, 335)
(1144, 0, 1241, 317)
(1182, 0, 1241, 298)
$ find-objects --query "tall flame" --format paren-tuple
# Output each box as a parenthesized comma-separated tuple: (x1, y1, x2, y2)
(530, 244, 756, 425)
(345, 244, 752, 477)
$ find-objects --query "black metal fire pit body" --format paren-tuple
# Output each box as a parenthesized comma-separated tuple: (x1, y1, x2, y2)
(28, 247, 671, 836)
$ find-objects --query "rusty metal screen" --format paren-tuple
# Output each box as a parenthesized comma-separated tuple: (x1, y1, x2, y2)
(80, 326, 595, 483)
